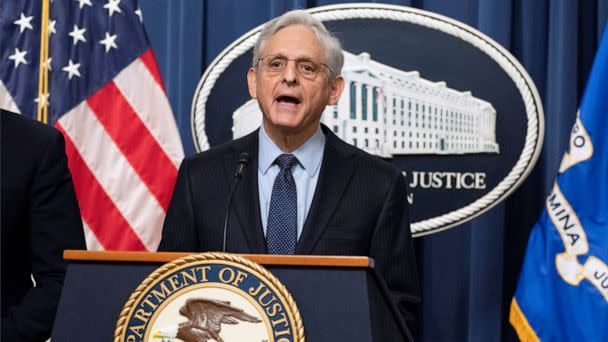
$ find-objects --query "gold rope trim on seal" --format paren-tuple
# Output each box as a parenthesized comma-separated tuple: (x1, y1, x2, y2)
(114, 252, 305, 342)
(37, 0, 51, 123)
(509, 298, 540, 342)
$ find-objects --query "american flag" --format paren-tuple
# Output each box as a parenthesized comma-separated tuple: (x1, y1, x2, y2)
(0, 0, 184, 251)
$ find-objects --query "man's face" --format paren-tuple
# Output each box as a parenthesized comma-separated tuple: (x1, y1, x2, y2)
(247, 25, 344, 141)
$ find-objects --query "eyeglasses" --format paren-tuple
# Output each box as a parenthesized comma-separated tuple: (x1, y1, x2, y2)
(258, 55, 329, 80)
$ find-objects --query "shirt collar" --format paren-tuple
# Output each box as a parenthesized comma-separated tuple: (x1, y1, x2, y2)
(258, 124, 325, 178)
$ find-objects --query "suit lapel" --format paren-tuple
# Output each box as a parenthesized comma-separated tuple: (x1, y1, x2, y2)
(223, 131, 267, 253)
(296, 128, 356, 254)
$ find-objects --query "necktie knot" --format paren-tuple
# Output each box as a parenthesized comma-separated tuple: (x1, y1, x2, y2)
(275, 154, 298, 171)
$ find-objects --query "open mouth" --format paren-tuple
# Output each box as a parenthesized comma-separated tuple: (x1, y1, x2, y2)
(275, 95, 301, 105)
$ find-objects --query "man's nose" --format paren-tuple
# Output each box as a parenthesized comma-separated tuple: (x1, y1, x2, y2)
(282, 61, 299, 84)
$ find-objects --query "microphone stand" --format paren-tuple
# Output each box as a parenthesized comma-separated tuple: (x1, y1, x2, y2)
(222, 152, 249, 252)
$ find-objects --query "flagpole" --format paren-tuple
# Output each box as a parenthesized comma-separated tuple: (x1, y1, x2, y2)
(36, 0, 50, 123)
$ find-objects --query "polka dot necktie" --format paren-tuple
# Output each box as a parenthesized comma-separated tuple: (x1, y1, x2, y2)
(266, 154, 298, 254)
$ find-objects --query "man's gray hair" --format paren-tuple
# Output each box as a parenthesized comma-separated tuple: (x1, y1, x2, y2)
(252, 9, 344, 80)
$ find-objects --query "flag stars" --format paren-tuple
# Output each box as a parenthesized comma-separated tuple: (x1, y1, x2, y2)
(104, 0, 122, 17)
(48, 20, 57, 36)
(34, 93, 50, 106)
(135, 7, 143, 22)
(68, 25, 87, 45)
(99, 32, 118, 53)
(14, 13, 34, 33)
(76, 0, 93, 9)
(62, 59, 81, 80)
(8, 48, 28, 68)
(42, 57, 53, 71)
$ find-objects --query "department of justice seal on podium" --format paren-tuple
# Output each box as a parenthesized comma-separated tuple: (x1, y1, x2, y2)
(114, 253, 304, 342)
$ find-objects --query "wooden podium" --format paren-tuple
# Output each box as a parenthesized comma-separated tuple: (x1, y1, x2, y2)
(52, 251, 411, 341)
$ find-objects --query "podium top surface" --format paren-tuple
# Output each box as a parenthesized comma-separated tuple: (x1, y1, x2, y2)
(63, 250, 374, 268)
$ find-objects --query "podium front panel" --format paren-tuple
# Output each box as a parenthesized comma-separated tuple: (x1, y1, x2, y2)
(53, 261, 408, 341)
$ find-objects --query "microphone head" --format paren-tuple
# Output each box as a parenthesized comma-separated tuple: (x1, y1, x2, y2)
(234, 152, 250, 178)
(238, 152, 250, 165)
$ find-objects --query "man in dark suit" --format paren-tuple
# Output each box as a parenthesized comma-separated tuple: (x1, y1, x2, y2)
(1, 110, 86, 341)
(159, 9, 419, 323)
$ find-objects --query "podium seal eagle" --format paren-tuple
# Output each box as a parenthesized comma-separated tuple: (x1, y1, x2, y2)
(114, 253, 304, 342)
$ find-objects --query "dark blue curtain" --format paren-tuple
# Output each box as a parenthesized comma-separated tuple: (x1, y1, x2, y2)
(140, 1, 607, 340)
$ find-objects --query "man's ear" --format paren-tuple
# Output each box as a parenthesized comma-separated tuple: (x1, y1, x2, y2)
(327, 76, 345, 105)
(247, 67, 258, 99)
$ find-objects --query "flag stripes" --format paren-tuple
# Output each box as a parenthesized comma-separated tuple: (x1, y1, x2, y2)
(54, 53, 183, 251)
(86, 81, 176, 211)
(113, 54, 182, 168)
(82, 221, 104, 251)
(58, 121, 148, 251)
(139, 49, 166, 93)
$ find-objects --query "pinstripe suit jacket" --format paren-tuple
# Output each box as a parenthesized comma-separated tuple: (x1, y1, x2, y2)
(159, 125, 420, 321)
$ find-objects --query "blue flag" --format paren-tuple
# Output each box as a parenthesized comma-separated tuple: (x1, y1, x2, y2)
(510, 25, 608, 342)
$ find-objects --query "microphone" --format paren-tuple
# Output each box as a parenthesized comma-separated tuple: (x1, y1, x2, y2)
(222, 152, 250, 252)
